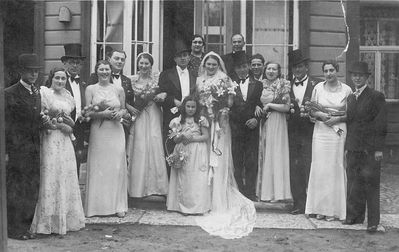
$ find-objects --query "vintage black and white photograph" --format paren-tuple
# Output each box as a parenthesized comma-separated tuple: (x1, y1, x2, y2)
(0, 0, 398, 251)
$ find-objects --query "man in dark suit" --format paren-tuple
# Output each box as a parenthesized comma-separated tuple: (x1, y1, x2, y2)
(61, 43, 87, 177)
(88, 49, 136, 136)
(157, 41, 197, 174)
(229, 51, 262, 201)
(343, 61, 387, 233)
(287, 49, 322, 215)
(221, 34, 247, 79)
(5, 54, 42, 239)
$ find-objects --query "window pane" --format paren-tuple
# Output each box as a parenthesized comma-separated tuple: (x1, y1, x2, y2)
(206, 1, 224, 26)
(379, 20, 399, 46)
(360, 20, 378, 46)
(131, 44, 144, 74)
(381, 53, 399, 99)
(360, 52, 375, 89)
(205, 35, 224, 55)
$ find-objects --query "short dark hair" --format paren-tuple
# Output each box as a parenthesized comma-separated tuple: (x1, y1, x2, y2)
(250, 54, 265, 64)
(264, 61, 282, 79)
(95, 60, 111, 74)
(231, 33, 245, 41)
(191, 34, 205, 47)
(46, 67, 66, 87)
(137, 53, 154, 67)
(322, 59, 339, 72)
(108, 49, 127, 60)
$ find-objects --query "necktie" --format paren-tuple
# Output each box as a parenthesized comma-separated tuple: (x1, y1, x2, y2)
(354, 90, 361, 100)
(70, 76, 80, 83)
(112, 74, 120, 79)
(294, 76, 308, 86)
(30, 84, 39, 96)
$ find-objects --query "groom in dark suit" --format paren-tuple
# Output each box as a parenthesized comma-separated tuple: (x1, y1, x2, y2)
(5, 54, 42, 239)
(61, 43, 87, 177)
(158, 41, 197, 174)
(343, 61, 387, 233)
(229, 51, 262, 201)
(287, 49, 322, 215)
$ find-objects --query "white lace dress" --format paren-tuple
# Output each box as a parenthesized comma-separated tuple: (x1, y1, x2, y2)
(30, 87, 85, 234)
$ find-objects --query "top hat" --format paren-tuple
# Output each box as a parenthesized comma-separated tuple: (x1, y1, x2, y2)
(174, 40, 191, 57)
(60, 43, 86, 62)
(18, 53, 42, 69)
(232, 51, 248, 67)
(349, 61, 371, 75)
(288, 49, 309, 66)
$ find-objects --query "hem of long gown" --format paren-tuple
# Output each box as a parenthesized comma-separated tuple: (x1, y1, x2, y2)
(128, 192, 168, 198)
(32, 225, 85, 235)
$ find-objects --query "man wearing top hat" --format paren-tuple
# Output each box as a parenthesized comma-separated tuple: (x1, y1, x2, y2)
(157, 40, 197, 175)
(343, 61, 387, 233)
(229, 50, 262, 201)
(287, 49, 322, 215)
(5, 54, 42, 239)
(61, 43, 87, 176)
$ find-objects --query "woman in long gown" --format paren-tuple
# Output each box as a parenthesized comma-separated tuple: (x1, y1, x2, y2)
(84, 60, 128, 217)
(166, 96, 211, 214)
(127, 53, 168, 197)
(195, 52, 256, 239)
(305, 60, 352, 221)
(256, 62, 292, 202)
(30, 67, 85, 235)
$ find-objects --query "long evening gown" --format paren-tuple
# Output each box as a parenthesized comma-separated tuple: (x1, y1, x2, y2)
(30, 87, 85, 234)
(256, 79, 292, 201)
(305, 82, 352, 220)
(127, 74, 168, 197)
(167, 116, 211, 214)
(84, 84, 128, 217)
(195, 71, 256, 239)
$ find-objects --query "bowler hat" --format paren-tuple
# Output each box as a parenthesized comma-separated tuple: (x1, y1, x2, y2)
(349, 61, 371, 75)
(61, 43, 86, 62)
(288, 49, 309, 66)
(18, 53, 42, 69)
(232, 51, 248, 67)
(174, 40, 191, 57)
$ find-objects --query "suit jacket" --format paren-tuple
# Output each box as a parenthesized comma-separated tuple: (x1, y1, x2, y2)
(88, 73, 134, 106)
(158, 67, 196, 128)
(230, 77, 263, 132)
(221, 52, 249, 79)
(346, 86, 387, 152)
(287, 76, 322, 143)
(5, 82, 41, 155)
(65, 75, 87, 121)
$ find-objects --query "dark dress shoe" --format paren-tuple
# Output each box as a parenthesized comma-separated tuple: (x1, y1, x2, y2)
(367, 225, 378, 233)
(342, 219, 363, 225)
(290, 209, 304, 215)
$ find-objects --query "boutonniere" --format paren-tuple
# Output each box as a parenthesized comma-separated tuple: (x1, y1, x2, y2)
(310, 80, 316, 86)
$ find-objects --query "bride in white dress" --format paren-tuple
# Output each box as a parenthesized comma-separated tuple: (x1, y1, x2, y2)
(195, 51, 256, 239)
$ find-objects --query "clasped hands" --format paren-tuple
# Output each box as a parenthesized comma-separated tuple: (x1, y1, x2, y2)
(317, 112, 340, 127)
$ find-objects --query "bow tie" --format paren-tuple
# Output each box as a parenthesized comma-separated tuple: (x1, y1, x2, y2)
(112, 73, 120, 79)
(239, 78, 247, 84)
(70, 76, 80, 83)
(294, 77, 308, 86)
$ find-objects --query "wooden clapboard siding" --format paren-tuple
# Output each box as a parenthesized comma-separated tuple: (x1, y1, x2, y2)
(386, 103, 399, 146)
(43, 1, 82, 75)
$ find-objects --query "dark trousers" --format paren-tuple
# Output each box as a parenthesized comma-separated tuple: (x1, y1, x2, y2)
(289, 139, 312, 211)
(73, 120, 87, 178)
(231, 124, 259, 198)
(346, 151, 381, 226)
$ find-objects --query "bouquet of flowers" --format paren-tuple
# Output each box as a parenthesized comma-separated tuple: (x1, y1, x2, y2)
(165, 119, 189, 169)
(198, 75, 237, 120)
(261, 78, 290, 119)
(40, 108, 76, 141)
(131, 73, 159, 121)
(79, 100, 132, 127)
(304, 100, 345, 136)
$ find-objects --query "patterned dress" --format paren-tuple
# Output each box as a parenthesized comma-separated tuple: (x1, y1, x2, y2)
(30, 87, 85, 234)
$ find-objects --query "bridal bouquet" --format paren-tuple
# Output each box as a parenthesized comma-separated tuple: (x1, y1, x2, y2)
(262, 78, 290, 119)
(131, 73, 159, 121)
(304, 100, 345, 136)
(40, 109, 76, 141)
(198, 76, 237, 120)
(79, 100, 132, 127)
(165, 119, 189, 169)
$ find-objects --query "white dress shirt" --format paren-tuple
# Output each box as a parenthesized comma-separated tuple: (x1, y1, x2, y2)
(293, 75, 309, 105)
(239, 78, 249, 101)
(112, 73, 122, 88)
(69, 75, 82, 121)
(177, 66, 190, 100)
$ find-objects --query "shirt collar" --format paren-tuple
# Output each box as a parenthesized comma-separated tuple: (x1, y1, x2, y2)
(295, 75, 308, 83)
(20, 79, 32, 91)
(355, 84, 367, 95)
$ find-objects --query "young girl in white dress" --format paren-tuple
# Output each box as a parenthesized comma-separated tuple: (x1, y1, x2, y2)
(166, 96, 211, 214)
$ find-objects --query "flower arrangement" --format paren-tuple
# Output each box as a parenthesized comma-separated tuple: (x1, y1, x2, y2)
(131, 73, 159, 121)
(198, 75, 237, 120)
(165, 118, 189, 169)
(304, 100, 345, 136)
(40, 108, 76, 141)
(79, 100, 132, 127)
(262, 78, 290, 118)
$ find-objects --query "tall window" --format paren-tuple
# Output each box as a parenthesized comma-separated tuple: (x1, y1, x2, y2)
(360, 6, 399, 101)
(91, 0, 160, 75)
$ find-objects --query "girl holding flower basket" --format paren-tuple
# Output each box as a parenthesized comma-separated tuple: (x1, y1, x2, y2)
(305, 60, 352, 221)
(84, 60, 128, 218)
(256, 62, 292, 202)
(127, 53, 168, 198)
(166, 96, 211, 214)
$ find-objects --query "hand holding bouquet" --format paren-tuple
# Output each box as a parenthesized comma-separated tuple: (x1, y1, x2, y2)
(165, 119, 189, 169)
(40, 109, 76, 141)
(131, 74, 159, 121)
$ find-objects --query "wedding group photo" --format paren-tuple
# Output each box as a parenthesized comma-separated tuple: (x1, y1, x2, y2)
(1, 0, 399, 251)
